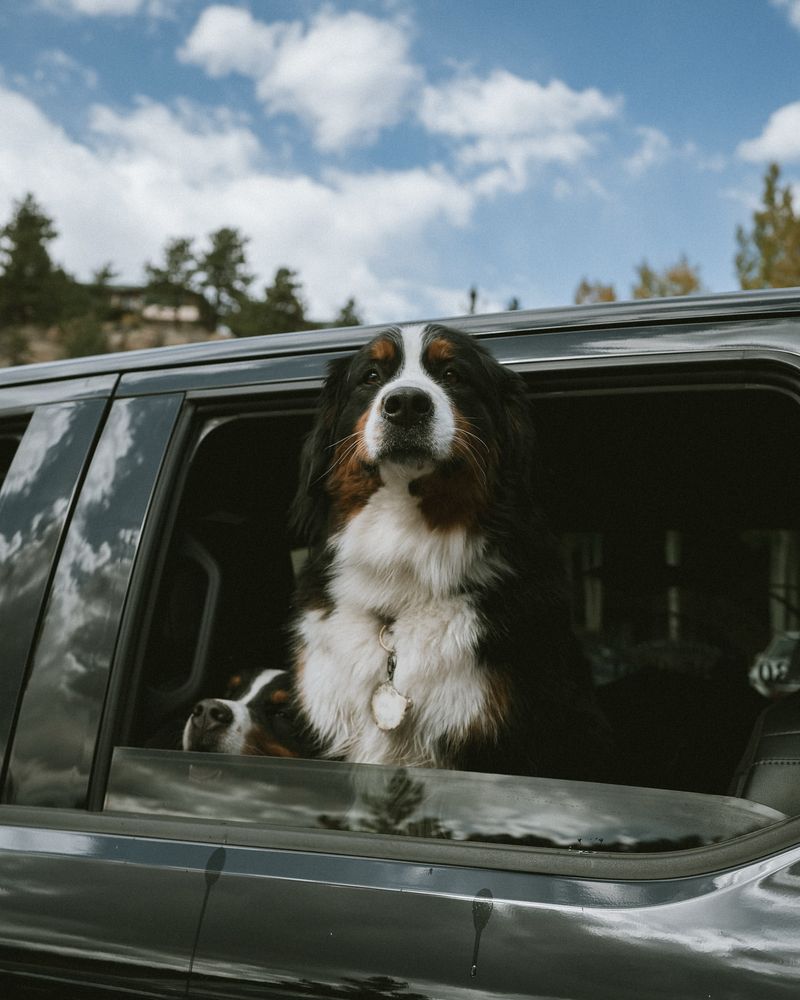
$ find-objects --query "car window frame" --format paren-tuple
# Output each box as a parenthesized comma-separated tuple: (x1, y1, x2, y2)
(104, 347, 800, 877)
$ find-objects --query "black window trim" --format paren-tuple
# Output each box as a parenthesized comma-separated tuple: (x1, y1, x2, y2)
(0, 374, 118, 417)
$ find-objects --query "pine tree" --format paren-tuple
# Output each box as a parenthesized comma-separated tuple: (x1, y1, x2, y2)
(198, 228, 253, 327)
(632, 256, 702, 299)
(332, 297, 362, 327)
(0, 193, 73, 327)
(735, 162, 800, 289)
(143, 238, 198, 315)
(574, 279, 617, 304)
(262, 267, 307, 333)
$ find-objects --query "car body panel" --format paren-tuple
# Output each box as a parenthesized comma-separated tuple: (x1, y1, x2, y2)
(1, 820, 800, 998)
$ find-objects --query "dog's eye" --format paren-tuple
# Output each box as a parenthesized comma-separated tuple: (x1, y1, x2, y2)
(443, 366, 460, 385)
(363, 368, 381, 385)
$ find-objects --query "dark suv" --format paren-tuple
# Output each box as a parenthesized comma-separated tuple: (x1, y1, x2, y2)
(2, 289, 800, 998)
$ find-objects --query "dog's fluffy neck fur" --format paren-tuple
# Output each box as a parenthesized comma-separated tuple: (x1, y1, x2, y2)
(296, 463, 501, 767)
(331, 461, 497, 608)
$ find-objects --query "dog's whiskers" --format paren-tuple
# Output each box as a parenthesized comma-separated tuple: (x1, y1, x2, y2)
(454, 433, 489, 492)
(310, 437, 364, 487)
(326, 431, 360, 452)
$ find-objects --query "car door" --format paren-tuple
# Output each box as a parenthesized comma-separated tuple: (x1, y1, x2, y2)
(0, 385, 208, 999)
(96, 341, 800, 999)
(5, 329, 800, 1000)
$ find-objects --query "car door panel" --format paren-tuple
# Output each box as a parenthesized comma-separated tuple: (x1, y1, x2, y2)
(184, 839, 800, 998)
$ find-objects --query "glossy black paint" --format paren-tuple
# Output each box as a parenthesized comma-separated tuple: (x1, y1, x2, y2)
(2, 820, 800, 998)
(1, 291, 800, 998)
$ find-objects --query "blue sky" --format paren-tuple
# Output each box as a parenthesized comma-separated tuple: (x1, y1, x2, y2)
(1, 0, 799, 323)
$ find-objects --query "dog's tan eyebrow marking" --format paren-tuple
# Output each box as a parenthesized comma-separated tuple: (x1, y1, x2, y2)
(369, 337, 397, 363)
(426, 336, 455, 364)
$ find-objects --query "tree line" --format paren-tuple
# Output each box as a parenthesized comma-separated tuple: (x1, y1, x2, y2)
(1, 162, 799, 364)
(573, 163, 800, 304)
(0, 197, 362, 362)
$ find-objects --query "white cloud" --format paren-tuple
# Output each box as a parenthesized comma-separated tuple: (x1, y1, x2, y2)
(625, 126, 671, 176)
(39, 0, 176, 16)
(420, 69, 621, 191)
(0, 84, 475, 323)
(88, 98, 261, 183)
(34, 49, 99, 90)
(421, 70, 620, 139)
(737, 101, 800, 162)
(772, 0, 800, 31)
(179, 5, 421, 152)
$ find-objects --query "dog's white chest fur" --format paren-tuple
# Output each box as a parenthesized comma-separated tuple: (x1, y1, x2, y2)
(297, 470, 493, 767)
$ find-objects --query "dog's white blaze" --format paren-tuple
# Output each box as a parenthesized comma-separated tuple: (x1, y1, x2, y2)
(182, 702, 250, 753)
(363, 324, 456, 462)
(298, 476, 507, 767)
(241, 667, 283, 704)
(181, 667, 283, 753)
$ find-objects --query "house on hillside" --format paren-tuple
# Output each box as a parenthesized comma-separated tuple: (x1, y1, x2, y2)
(105, 285, 206, 325)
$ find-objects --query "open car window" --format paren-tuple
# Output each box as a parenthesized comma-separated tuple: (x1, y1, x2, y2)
(0, 420, 27, 493)
(10, 372, 800, 860)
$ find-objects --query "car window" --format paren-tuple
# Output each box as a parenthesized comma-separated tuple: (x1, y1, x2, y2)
(98, 378, 800, 855)
(0, 401, 107, 789)
(3, 395, 182, 808)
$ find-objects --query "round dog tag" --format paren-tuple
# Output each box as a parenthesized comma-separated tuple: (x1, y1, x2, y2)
(371, 681, 411, 731)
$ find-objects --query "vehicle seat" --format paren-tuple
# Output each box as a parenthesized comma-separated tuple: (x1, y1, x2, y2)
(730, 692, 800, 816)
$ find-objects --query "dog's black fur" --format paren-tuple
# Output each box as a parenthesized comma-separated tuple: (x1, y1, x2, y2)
(288, 325, 612, 779)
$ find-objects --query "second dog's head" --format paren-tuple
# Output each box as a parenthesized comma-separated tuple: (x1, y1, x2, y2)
(294, 323, 534, 540)
(182, 669, 304, 756)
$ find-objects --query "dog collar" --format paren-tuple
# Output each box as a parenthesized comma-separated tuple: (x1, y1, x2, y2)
(371, 624, 412, 731)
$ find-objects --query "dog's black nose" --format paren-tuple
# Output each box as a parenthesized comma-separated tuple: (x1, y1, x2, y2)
(191, 699, 233, 732)
(382, 388, 433, 427)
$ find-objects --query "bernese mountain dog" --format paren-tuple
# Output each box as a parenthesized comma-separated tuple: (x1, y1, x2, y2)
(182, 668, 308, 757)
(289, 323, 612, 780)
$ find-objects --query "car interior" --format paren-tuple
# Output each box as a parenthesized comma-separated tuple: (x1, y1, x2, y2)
(0, 423, 26, 493)
(111, 374, 800, 842)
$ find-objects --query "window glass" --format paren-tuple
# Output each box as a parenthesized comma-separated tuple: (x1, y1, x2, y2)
(107, 749, 783, 852)
(4, 395, 181, 808)
(105, 385, 800, 852)
(0, 402, 106, 783)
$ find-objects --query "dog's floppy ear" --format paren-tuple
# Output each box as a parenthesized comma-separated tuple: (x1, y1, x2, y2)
(291, 355, 352, 543)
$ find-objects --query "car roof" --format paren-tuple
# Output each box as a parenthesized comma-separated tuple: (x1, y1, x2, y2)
(1, 286, 800, 389)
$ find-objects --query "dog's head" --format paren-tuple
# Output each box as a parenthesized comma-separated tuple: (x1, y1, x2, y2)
(293, 324, 534, 540)
(182, 669, 305, 756)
